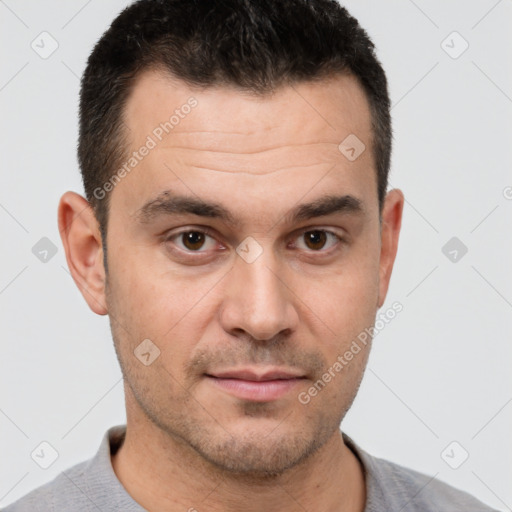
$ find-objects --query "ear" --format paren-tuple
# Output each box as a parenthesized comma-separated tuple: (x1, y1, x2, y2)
(58, 191, 108, 315)
(377, 188, 404, 309)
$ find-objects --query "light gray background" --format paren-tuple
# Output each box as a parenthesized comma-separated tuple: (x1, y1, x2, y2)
(1, 0, 511, 509)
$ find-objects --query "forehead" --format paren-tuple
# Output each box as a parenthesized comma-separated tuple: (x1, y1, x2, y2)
(123, 69, 372, 156)
(113, 69, 376, 226)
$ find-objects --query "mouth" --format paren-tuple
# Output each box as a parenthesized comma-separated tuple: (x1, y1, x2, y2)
(204, 368, 307, 402)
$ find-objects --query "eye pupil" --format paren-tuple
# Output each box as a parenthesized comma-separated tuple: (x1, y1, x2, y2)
(183, 231, 205, 250)
(304, 230, 327, 250)
(178, 230, 333, 253)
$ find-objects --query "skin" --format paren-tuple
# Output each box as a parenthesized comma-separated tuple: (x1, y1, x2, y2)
(58, 69, 404, 511)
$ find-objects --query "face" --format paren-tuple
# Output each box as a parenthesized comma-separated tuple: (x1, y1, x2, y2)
(66, 70, 403, 477)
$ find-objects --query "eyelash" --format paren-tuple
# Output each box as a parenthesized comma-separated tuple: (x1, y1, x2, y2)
(164, 227, 345, 257)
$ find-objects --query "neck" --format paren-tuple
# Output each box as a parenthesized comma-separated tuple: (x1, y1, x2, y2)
(111, 414, 366, 512)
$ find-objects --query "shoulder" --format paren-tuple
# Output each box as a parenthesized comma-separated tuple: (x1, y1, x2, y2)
(370, 455, 498, 511)
(2, 459, 92, 511)
(2, 425, 141, 512)
(342, 433, 500, 512)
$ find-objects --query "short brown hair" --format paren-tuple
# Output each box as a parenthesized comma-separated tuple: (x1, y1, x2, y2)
(79, 0, 392, 243)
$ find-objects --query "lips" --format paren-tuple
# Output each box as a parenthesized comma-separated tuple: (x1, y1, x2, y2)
(208, 368, 305, 381)
(205, 367, 306, 401)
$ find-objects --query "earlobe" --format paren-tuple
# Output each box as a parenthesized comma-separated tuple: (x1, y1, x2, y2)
(377, 188, 404, 309)
(58, 191, 108, 315)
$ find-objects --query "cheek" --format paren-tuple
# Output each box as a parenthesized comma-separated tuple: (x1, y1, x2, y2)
(293, 248, 380, 346)
(106, 250, 222, 363)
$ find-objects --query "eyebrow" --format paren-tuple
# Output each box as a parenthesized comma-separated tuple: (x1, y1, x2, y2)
(135, 190, 365, 226)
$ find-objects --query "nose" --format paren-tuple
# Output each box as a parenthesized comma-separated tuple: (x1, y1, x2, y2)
(218, 246, 299, 341)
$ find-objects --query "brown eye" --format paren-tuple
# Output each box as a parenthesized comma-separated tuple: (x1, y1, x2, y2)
(181, 231, 206, 251)
(303, 230, 327, 250)
(295, 230, 341, 252)
(166, 230, 217, 252)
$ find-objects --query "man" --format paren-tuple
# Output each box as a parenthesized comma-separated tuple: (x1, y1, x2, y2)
(4, 0, 498, 510)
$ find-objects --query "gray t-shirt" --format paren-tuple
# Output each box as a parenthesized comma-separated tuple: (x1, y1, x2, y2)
(3, 424, 499, 511)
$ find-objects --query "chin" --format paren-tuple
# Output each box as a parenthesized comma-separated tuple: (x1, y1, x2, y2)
(184, 422, 333, 478)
